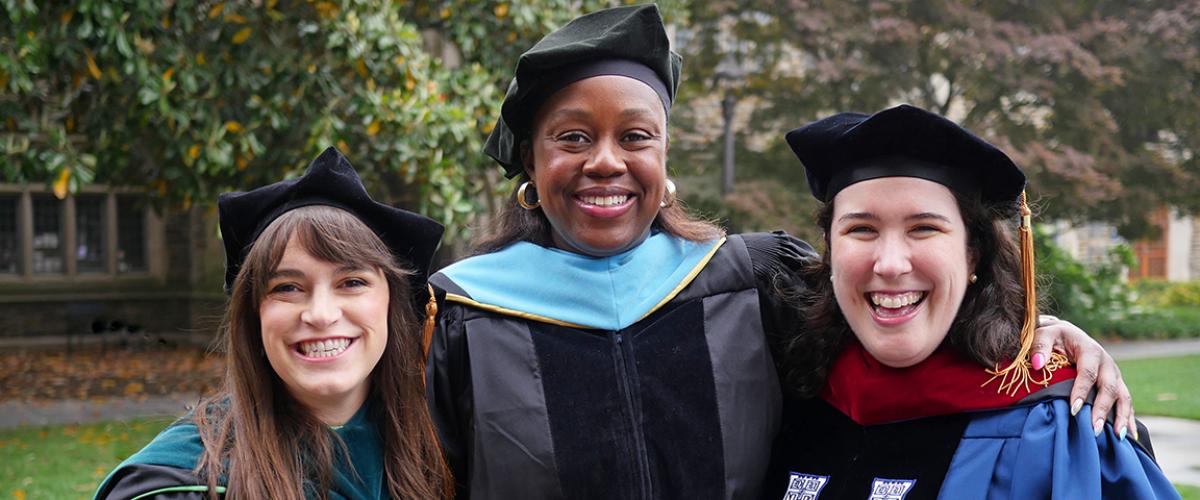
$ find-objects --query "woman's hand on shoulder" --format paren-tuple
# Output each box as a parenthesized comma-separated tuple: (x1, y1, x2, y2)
(1032, 315, 1136, 440)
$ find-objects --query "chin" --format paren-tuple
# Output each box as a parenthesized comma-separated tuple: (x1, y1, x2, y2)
(562, 233, 641, 257)
(292, 381, 351, 400)
(871, 344, 934, 368)
(857, 336, 923, 368)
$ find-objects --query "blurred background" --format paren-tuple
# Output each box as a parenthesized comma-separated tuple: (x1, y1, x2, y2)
(1, 0, 1198, 497)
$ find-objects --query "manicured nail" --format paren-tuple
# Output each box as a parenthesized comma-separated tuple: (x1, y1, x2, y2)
(1071, 398, 1083, 416)
(1118, 427, 1127, 441)
(1031, 353, 1046, 371)
(1094, 419, 1104, 437)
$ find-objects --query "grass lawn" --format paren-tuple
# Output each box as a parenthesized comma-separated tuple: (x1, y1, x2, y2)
(0, 416, 174, 499)
(1121, 354, 1200, 420)
(1121, 354, 1200, 498)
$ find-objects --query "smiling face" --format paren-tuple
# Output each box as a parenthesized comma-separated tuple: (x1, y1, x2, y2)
(830, 177, 975, 368)
(524, 75, 668, 257)
(258, 236, 389, 421)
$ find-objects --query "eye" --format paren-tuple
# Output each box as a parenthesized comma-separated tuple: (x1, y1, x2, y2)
(846, 225, 876, 235)
(556, 131, 590, 143)
(910, 224, 942, 235)
(622, 130, 653, 142)
(341, 277, 370, 289)
(269, 282, 301, 294)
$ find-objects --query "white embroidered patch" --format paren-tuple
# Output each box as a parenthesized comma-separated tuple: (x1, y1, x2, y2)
(782, 471, 830, 500)
(868, 477, 916, 500)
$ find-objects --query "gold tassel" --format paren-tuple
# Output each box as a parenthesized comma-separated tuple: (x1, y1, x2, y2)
(421, 284, 437, 387)
(422, 284, 437, 359)
(983, 191, 1070, 396)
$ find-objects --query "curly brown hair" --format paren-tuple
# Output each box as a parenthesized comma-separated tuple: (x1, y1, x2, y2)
(778, 193, 1027, 398)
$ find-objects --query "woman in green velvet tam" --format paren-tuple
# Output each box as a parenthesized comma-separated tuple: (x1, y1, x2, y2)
(94, 148, 452, 499)
(426, 5, 1132, 499)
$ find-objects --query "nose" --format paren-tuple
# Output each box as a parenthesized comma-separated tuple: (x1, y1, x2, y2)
(300, 288, 342, 328)
(581, 137, 627, 177)
(873, 234, 913, 278)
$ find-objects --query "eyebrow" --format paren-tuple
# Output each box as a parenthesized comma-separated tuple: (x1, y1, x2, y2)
(544, 108, 591, 124)
(267, 268, 306, 280)
(620, 107, 661, 121)
(836, 211, 954, 224)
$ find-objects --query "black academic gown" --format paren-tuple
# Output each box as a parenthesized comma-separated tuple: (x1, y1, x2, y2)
(426, 232, 813, 500)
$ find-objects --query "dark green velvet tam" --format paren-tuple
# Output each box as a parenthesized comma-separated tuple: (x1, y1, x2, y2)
(483, 4, 682, 178)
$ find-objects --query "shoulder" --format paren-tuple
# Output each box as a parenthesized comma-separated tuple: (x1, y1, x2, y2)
(94, 419, 212, 499)
(739, 231, 815, 283)
(736, 231, 816, 301)
(94, 463, 214, 500)
(740, 231, 816, 265)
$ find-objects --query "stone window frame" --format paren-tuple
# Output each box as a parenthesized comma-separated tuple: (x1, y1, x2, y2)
(0, 183, 165, 282)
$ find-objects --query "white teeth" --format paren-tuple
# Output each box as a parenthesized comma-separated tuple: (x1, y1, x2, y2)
(298, 338, 351, 358)
(870, 292, 924, 309)
(580, 194, 629, 206)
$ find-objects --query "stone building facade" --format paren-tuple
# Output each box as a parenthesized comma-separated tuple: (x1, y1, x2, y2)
(0, 183, 225, 339)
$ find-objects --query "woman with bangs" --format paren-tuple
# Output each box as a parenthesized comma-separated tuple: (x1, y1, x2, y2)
(95, 148, 452, 499)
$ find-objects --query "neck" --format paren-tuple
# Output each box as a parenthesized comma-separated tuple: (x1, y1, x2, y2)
(294, 383, 368, 426)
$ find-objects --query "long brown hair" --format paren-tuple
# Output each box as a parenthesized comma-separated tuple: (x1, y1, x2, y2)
(194, 205, 452, 499)
(778, 194, 1026, 398)
(473, 171, 723, 254)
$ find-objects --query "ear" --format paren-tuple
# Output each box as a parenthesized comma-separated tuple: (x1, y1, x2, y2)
(520, 139, 534, 178)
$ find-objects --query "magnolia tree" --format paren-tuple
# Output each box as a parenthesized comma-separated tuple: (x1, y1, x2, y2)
(1, 0, 604, 241)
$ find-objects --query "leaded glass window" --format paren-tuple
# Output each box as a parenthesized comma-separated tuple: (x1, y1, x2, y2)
(75, 196, 106, 273)
(0, 197, 16, 274)
(32, 196, 64, 274)
(117, 197, 146, 273)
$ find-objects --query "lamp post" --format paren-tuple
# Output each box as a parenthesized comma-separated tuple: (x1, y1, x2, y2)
(713, 53, 745, 197)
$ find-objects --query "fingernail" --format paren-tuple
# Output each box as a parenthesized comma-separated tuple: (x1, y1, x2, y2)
(1094, 419, 1104, 437)
(1118, 427, 1127, 441)
(1031, 353, 1046, 371)
(1133, 426, 1140, 442)
(1071, 398, 1083, 416)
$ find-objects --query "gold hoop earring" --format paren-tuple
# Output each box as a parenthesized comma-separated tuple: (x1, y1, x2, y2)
(660, 179, 677, 208)
(517, 181, 540, 210)
(969, 273, 978, 284)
